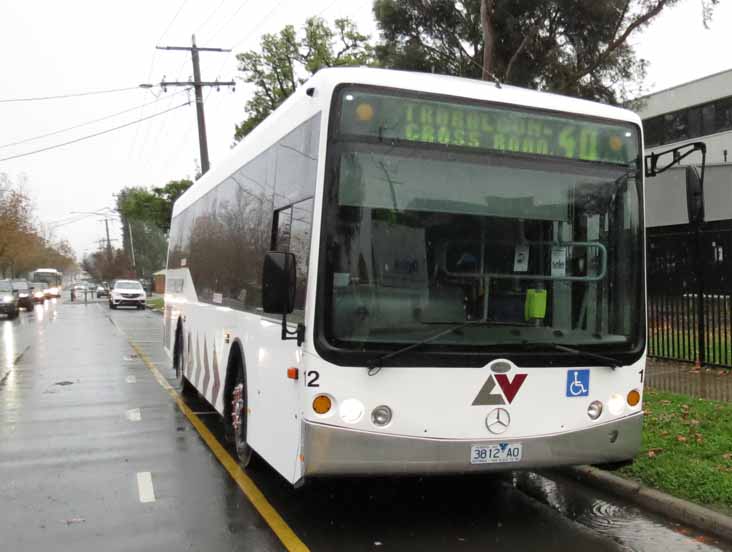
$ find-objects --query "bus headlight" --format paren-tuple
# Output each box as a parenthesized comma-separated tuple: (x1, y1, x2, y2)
(1, 295, 13, 303)
(587, 400, 603, 420)
(339, 398, 364, 423)
(371, 405, 392, 426)
(608, 393, 625, 415)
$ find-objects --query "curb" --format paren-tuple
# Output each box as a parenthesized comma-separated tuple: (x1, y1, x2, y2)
(565, 465, 732, 542)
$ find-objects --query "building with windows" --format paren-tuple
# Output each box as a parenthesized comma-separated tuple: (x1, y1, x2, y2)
(637, 68, 732, 297)
(640, 69, 732, 163)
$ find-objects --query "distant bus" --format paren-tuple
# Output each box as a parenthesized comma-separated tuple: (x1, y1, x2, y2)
(29, 268, 62, 297)
(164, 67, 646, 486)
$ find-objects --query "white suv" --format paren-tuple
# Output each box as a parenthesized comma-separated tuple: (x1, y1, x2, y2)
(109, 280, 147, 310)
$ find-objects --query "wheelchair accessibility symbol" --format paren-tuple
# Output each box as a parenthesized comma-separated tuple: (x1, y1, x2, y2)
(566, 369, 590, 397)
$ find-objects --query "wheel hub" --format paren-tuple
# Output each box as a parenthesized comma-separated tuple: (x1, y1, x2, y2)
(231, 383, 244, 432)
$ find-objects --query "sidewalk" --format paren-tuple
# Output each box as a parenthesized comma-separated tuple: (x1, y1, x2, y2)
(646, 358, 732, 401)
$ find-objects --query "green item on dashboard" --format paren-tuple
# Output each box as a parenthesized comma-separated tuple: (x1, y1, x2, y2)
(525, 289, 547, 320)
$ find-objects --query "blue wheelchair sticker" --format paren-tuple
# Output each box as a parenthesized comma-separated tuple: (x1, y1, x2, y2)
(566, 369, 590, 397)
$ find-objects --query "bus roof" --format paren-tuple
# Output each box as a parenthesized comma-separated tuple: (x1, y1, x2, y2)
(173, 67, 642, 217)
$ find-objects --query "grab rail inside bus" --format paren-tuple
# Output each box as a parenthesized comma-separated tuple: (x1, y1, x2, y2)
(439, 240, 608, 283)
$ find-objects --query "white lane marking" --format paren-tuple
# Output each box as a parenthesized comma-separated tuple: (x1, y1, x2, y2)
(126, 408, 141, 422)
(126, 375, 137, 384)
(136, 472, 156, 503)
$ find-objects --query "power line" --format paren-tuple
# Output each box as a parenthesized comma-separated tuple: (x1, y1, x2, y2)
(0, 101, 190, 163)
(196, 0, 229, 38)
(0, 85, 143, 104)
(130, 0, 190, 165)
(157, 0, 191, 43)
(0, 88, 191, 150)
(207, 0, 253, 43)
(229, 0, 290, 51)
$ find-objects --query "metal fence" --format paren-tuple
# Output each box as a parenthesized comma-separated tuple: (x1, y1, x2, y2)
(647, 220, 732, 367)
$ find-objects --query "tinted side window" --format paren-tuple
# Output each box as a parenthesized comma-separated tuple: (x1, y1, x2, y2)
(273, 198, 314, 320)
(177, 113, 321, 312)
(274, 113, 321, 209)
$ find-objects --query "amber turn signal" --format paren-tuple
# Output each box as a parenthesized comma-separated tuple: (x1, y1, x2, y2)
(287, 367, 299, 380)
(313, 395, 332, 414)
(627, 389, 641, 407)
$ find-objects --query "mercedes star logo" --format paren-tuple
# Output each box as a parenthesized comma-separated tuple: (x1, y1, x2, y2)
(485, 407, 511, 434)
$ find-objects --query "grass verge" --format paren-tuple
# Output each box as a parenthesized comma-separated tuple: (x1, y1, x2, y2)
(146, 297, 164, 310)
(617, 388, 732, 515)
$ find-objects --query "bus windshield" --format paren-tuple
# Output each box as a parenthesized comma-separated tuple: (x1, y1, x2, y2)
(319, 86, 643, 365)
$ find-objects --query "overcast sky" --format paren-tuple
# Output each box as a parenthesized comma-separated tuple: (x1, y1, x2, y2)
(0, 0, 730, 262)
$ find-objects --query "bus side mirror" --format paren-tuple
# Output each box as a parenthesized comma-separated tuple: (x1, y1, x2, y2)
(262, 251, 296, 314)
(686, 165, 704, 224)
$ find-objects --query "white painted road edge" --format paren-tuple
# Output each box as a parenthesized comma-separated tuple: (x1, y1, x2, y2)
(126, 375, 137, 384)
(126, 408, 141, 422)
(136, 472, 156, 503)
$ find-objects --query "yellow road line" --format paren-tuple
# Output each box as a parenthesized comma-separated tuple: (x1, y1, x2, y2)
(121, 332, 309, 552)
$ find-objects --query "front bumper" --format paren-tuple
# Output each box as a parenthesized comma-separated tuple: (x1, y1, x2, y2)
(110, 297, 145, 306)
(302, 412, 642, 477)
(0, 302, 18, 314)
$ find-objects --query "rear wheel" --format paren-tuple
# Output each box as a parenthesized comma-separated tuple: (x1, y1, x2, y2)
(173, 327, 194, 396)
(226, 350, 253, 469)
(7, 308, 18, 320)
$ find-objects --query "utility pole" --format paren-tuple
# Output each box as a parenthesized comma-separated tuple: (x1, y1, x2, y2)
(103, 218, 112, 259)
(128, 222, 136, 271)
(156, 35, 235, 176)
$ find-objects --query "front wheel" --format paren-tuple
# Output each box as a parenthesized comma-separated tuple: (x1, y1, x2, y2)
(227, 353, 253, 469)
(173, 329, 194, 396)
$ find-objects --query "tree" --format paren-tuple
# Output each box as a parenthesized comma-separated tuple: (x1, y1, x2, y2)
(118, 179, 192, 233)
(234, 17, 376, 141)
(0, 174, 76, 278)
(374, 0, 718, 104)
(117, 181, 190, 276)
(82, 248, 132, 283)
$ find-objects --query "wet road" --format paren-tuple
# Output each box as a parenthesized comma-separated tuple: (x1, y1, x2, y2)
(1, 299, 731, 551)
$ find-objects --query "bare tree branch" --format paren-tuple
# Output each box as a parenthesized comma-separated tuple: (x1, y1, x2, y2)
(504, 24, 538, 83)
(577, 0, 670, 80)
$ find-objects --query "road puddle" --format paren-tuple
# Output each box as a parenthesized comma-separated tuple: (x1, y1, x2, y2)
(515, 471, 732, 551)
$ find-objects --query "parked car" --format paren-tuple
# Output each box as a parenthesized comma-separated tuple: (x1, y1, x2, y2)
(109, 279, 147, 310)
(0, 280, 20, 319)
(11, 280, 34, 310)
(96, 284, 110, 298)
(29, 282, 47, 303)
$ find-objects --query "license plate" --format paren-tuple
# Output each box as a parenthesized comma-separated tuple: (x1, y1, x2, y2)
(470, 443, 523, 464)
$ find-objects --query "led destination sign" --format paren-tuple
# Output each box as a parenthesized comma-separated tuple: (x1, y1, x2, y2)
(338, 88, 639, 165)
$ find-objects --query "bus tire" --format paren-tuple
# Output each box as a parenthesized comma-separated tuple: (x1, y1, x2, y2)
(173, 325, 194, 396)
(225, 345, 253, 469)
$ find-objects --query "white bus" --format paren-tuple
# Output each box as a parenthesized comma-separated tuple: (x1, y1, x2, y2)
(29, 268, 63, 297)
(164, 67, 648, 486)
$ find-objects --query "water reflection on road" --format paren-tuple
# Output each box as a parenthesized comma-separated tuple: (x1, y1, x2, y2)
(516, 471, 732, 552)
(647, 359, 732, 401)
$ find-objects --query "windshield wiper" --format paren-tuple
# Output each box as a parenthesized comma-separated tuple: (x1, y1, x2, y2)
(366, 320, 529, 376)
(527, 342, 620, 369)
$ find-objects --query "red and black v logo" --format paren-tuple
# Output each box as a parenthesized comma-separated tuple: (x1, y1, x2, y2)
(472, 374, 527, 405)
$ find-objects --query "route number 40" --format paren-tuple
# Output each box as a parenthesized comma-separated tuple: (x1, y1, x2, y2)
(304, 370, 320, 387)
